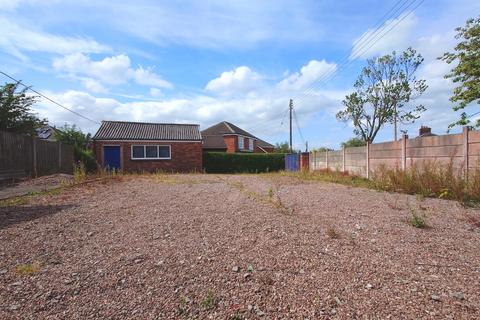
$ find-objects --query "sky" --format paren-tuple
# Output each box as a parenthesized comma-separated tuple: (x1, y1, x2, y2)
(1, 0, 479, 150)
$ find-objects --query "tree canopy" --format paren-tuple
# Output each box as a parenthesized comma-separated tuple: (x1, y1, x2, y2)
(440, 16, 480, 128)
(336, 48, 427, 142)
(341, 137, 366, 148)
(0, 82, 45, 135)
(55, 124, 91, 148)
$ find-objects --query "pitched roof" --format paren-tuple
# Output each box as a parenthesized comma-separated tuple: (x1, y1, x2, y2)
(93, 121, 202, 141)
(201, 121, 256, 138)
(201, 121, 274, 149)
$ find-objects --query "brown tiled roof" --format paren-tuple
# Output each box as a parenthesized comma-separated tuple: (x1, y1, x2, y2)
(93, 121, 202, 141)
(201, 121, 274, 149)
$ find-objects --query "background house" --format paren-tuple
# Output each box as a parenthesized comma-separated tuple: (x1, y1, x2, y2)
(201, 121, 274, 153)
(92, 121, 202, 172)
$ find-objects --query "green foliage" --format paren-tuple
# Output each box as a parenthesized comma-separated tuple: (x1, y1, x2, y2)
(408, 207, 427, 229)
(440, 16, 480, 128)
(0, 82, 46, 135)
(201, 290, 216, 310)
(336, 48, 427, 142)
(273, 141, 291, 153)
(55, 124, 97, 172)
(203, 152, 285, 173)
(341, 137, 366, 148)
(310, 147, 333, 152)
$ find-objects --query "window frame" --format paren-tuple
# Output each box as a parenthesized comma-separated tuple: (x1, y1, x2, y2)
(131, 145, 171, 160)
(238, 136, 244, 150)
(248, 138, 254, 151)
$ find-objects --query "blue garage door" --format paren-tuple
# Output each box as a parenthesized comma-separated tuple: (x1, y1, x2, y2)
(285, 153, 300, 171)
(103, 146, 121, 171)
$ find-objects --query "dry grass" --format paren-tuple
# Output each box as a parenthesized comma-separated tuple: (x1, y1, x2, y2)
(15, 262, 41, 276)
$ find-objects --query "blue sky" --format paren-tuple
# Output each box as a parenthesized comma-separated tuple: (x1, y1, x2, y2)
(1, 0, 479, 150)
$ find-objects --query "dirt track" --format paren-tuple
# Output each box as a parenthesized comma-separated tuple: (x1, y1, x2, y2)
(0, 174, 479, 319)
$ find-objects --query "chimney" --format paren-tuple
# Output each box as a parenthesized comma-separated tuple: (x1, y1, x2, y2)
(419, 126, 431, 137)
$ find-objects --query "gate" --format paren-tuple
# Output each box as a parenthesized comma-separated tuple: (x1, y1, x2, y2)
(285, 153, 300, 171)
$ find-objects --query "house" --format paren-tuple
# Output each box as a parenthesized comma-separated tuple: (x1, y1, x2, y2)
(36, 125, 57, 141)
(201, 121, 274, 153)
(92, 121, 203, 172)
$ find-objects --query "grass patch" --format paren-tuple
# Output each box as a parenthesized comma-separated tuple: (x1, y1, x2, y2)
(16, 262, 41, 276)
(201, 290, 217, 310)
(408, 207, 427, 229)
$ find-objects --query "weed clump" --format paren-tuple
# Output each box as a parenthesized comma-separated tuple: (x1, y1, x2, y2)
(408, 207, 427, 229)
(16, 262, 41, 276)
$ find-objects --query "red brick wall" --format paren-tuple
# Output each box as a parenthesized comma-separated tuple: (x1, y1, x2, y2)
(223, 135, 238, 153)
(93, 141, 202, 173)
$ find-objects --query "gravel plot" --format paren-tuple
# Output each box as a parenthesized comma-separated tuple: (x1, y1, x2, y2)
(0, 174, 479, 319)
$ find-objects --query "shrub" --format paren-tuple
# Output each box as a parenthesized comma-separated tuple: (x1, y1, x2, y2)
(408, 207, 427, 228)
(74, 146, 97, 173)
(203, 152, 285, 173)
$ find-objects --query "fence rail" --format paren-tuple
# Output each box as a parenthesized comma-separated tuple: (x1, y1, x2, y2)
(0, 131, 74, 182)
(309, 127, 480, 178)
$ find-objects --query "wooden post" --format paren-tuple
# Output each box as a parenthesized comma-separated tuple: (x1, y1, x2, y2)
(325, 150, 329, 170)
(342, 146, 346, 172)
(32, 137, 37, 177)
(366, 141, 370, 179)
(58, 141, 62, 171)
(463, 126, 469, 180)
(401, 134, 408, 171)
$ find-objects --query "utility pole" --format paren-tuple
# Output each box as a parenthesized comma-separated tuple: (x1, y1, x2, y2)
(305, 141, 308, 152)
(289, 99, 293, 153)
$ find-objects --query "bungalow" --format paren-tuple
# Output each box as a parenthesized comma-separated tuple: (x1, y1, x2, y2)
(202, 121, 274, 153)
(92, 121, 202, 172)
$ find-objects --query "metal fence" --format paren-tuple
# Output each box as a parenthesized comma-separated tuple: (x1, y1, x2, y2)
(285, 153, 300, 171)
(0, 131, 74, 182)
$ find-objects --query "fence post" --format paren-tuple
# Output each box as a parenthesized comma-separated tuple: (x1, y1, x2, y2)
(463, 126, 469, 180)
(401, 134, 408, 171)
(325, 150, 329, 170)
(58, 141, 62, 171)
(32, 137, 37, 177)
(342, 146, 346, 173)
(366, 141, 370, 179)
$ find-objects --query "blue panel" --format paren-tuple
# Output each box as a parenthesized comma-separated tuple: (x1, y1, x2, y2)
(103, 146, 121, 171)
(285, 153, 300, 171)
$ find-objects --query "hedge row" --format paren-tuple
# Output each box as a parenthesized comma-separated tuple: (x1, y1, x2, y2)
(203, 152, 285, 173)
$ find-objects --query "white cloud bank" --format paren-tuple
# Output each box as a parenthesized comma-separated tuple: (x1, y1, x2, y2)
(53, 53, 173, 93)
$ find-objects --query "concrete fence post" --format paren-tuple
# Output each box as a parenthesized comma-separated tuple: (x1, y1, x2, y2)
(342, 146, 346, 173)
(401, 134, 408, 171)
(366, 141, 370, 179)
(325, 150, 329, 170)
(463, 126, 469, 180)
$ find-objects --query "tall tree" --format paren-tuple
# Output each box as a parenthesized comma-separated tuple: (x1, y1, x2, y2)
(0, 82, 45, 135)
(336, 48, 427, 142)
(440, 16, 480, 128)
(55, 124, 91, 149)
(341, 137, 366, 148)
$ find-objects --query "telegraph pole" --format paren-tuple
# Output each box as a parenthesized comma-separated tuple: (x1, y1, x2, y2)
(289, 99, 293, 153)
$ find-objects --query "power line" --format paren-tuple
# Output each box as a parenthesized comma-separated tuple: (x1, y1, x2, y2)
(0, 71, 100, 125)
(293, 108, 305, 144)
(293, 0, 424, 106)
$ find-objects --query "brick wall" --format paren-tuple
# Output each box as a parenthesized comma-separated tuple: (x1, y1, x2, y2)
(223, 135, 238, 153)
(93, 140, 202, 173)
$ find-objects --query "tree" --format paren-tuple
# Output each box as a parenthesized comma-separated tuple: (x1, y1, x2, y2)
(273, 141, 291, 153)
(341, 137, 366, 148)
(310, 147, 333, 152)
(336, 48, 427, 142)
(55, 124, 97, 172)
(0, 82, 46, 135)
(440, 17, 480, 128)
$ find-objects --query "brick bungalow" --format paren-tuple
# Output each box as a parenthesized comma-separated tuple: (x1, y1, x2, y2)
(202, 121, 274, 153)
(92, 121, 202, 172)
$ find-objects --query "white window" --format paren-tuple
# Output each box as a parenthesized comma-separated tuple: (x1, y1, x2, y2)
(238, 137, 244, 150)
(248, 138, 254, 151)
(131, 145, 171, 160)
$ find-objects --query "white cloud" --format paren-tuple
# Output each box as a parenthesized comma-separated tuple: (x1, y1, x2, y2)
(350, 12, 418, 60)
(53, 53, 173, 91)
(205, 66, 262, 95)
(278, 60, 337, 91)
(0, 17, 109, 60)
(149, 88, 163, 98)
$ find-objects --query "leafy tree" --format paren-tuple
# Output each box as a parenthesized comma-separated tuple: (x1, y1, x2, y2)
(310, 147, 333, 152)
(55, 124, 97, 172)
(0, 82, 46, 134)
(341, 137, 366, 148)
(336, 48, 427, 142)
(273, 141, 291, 153)
(440, 17, 480, 128)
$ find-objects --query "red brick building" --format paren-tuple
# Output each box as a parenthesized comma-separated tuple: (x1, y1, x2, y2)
(201, 121, 274, 153)
(92, 121, 202, 172)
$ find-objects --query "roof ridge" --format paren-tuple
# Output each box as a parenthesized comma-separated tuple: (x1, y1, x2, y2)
(102, 120, 199, 126)
(222, 121, 235, 133)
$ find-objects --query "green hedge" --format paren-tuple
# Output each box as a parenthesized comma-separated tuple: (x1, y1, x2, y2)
(203, 152, 285, 173)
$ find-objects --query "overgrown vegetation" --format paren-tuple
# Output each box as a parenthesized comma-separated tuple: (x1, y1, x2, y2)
(288, 161, 480, 205)
(203, 152, 285, 173)
(408, 207, 427, 228)
(55, 124, 97, 172)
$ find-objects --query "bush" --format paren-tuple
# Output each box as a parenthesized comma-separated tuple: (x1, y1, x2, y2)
(74, 146, 97, 173)
(203, 152, 285, 173)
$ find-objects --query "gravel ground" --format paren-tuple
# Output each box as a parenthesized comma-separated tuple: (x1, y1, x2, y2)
(0, 174, 479, 319)
(0, 174, 73, 200)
